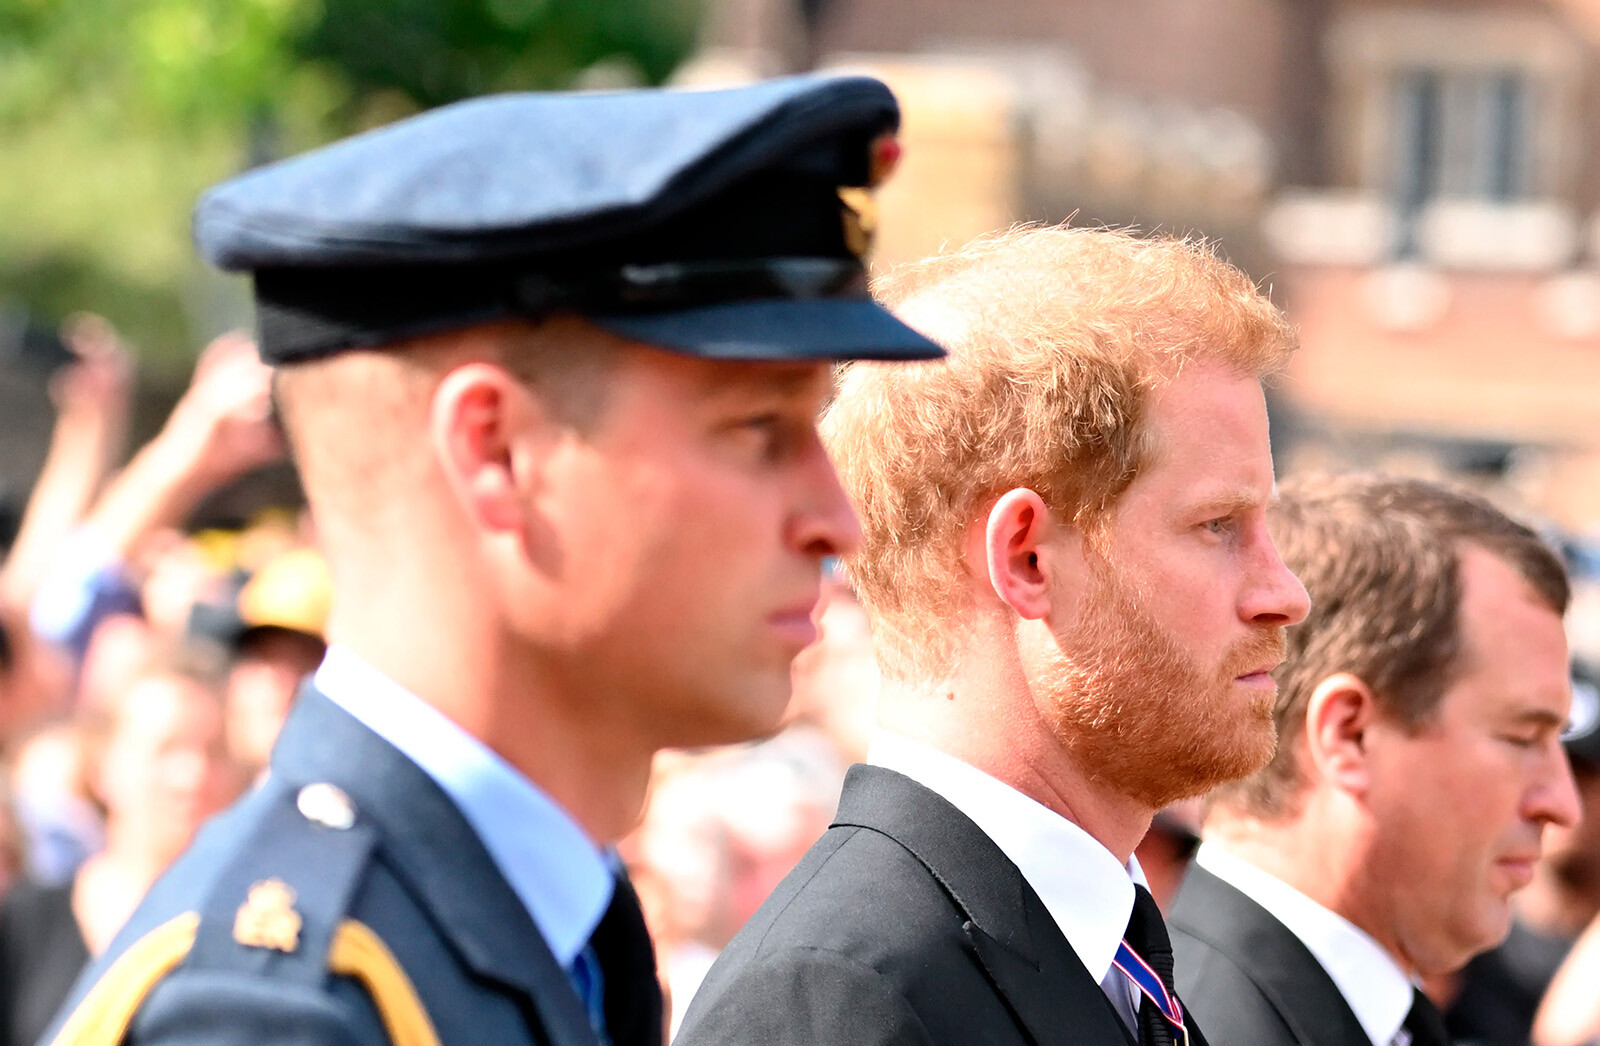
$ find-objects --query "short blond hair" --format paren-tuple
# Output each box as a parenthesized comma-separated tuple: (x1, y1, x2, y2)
(823, 225, 1296, 679)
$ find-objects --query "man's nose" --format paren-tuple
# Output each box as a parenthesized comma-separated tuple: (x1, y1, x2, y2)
(1242, 531, 1310, 627)
(788, 435, 862, 561)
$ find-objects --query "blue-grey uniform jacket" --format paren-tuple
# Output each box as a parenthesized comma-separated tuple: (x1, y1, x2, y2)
(42, 687, 658, 1046)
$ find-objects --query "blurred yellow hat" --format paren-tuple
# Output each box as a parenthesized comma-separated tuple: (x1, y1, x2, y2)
(237, 548, 332, 639)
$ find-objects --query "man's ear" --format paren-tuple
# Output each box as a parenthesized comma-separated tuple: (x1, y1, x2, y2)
(1304, 672, 1379, 796)
(981, 488, 1063, 621)
(429, 363, 550, 532)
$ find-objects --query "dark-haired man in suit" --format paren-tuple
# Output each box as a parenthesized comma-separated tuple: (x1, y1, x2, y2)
(678, 225, 1311, 1046)
(1173, 473, 1581, 1046)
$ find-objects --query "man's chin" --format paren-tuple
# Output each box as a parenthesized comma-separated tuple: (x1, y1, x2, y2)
(1162, 722, 1278, 804)
(669, 678, 793, 749)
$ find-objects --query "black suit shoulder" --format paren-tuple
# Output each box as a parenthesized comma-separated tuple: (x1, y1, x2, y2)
(685, 822, 1012, 1046)
(1171, 920, 1299, 1046)
(1171, 864, 1371, 1046)
(679, 765, 1138, 1046)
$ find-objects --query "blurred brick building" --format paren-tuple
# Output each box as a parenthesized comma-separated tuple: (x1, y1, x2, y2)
(698, 0, 1600, 532)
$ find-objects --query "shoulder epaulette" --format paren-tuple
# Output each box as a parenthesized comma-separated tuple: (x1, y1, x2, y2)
(49, 782, 443, 1046)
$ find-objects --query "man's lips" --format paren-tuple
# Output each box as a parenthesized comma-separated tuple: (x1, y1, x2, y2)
(769, 598, 820, 647)
(1496, 854, 1539, 889)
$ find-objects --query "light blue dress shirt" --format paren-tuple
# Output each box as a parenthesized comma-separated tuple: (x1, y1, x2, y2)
(313, 645, 615, 969)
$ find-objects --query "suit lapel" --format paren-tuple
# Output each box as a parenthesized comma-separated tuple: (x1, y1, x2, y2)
(834, 765, 1136, 1046)
(1171, 865, 1371, 1046)
(271, 686, 601, 1046)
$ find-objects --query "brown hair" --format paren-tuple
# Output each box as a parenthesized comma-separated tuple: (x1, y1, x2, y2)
(1210, 472, 1570, 819)
(822, 224, 1296, 679)
(274, 315, 619, 544)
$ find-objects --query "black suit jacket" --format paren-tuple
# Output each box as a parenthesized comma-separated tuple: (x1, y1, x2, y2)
(678, 763, 1208, 1046)
(1170, 864, 1372, 1046)
(45, 686, 655, 1046)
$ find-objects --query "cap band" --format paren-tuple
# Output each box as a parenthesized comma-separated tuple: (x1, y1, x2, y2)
(255, 255, 869, 362)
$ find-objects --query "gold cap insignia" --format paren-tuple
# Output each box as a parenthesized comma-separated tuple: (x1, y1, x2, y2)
(838, 187, 879, 260)
(233, 879, 302, 953)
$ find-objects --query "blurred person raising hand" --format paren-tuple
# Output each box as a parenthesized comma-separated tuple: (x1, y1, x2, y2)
(29, 333, 284, 663)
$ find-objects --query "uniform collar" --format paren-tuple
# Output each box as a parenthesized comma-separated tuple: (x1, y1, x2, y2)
(313, 645, 613, 966)
(1196, 842, 1413, 1046)
(867, 730, 1143, 985)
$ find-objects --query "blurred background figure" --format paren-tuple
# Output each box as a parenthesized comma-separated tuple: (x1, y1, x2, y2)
(202, 547, 330, 779)
(783, 560, 880, 762)
(26, 331, 282, 674)
(628, 729, 850, 1037)
(0, 647, 242, 1046)
(6, 721, 101, 890)
(1136, 799, 1203, 912)
(0, 777, 23, 905)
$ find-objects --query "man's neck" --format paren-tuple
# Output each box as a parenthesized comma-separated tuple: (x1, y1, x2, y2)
(327, 619, 654, 845)
(877, 678, 1154, 862)
(1204, 808, 1408, 971)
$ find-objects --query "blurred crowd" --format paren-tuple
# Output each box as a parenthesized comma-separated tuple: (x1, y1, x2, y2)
(0, 321, 328, 1044)
(0, 316, 1598, 1046)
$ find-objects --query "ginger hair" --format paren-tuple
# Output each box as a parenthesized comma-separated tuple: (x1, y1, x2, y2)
(822, 225, 1296, 679)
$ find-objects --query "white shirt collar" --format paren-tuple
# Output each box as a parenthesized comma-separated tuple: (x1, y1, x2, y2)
(867, 730, 1143, 984)
(1195, 842, 1414, 1046)
(313, 645, 613, 967)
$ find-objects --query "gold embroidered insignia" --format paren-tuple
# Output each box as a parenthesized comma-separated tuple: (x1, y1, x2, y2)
(838, 187, 879, 260)
(233, 879, 303, 953)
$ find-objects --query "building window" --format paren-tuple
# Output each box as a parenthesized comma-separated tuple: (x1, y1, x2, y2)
(1390, 67, 1536, 256)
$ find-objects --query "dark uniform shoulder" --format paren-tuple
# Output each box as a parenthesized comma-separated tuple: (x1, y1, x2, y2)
(45, 778, 438, 1046)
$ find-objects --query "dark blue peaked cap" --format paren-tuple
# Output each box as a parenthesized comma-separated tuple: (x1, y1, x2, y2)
(194, 74, 945, 364)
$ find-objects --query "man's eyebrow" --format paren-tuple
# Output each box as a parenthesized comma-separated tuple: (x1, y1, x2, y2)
(1184, 489, 1263, 517)
(701, 364, 832, 402)
(1511, 708, 1568, 729)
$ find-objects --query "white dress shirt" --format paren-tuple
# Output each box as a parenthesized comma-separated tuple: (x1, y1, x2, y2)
(1195, 842, 1414, 1046)
(868, 731, 1147, 1028)
(314, 645, 614, 968)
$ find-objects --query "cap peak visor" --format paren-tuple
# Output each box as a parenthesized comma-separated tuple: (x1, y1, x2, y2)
(589, 298, 943, 362)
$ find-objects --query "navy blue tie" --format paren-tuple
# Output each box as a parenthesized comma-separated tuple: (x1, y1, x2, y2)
(1118, 885, 1185, 1046)
(573, 877, 662, 1046)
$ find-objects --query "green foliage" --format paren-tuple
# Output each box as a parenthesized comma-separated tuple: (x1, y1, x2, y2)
(301, 0, 701, 114)
(0, 0, 704, 368)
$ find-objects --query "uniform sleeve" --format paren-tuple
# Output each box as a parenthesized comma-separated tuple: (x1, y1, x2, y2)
(119, 967, 390, 1046)
(675, 947, 937, 1046)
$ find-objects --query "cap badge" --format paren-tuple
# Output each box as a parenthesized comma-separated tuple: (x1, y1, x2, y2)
(234, 879, 303, 953)
(838, 187, 880, 260)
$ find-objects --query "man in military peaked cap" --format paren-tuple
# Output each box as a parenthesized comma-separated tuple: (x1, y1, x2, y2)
(44, 75, 939, 1046)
